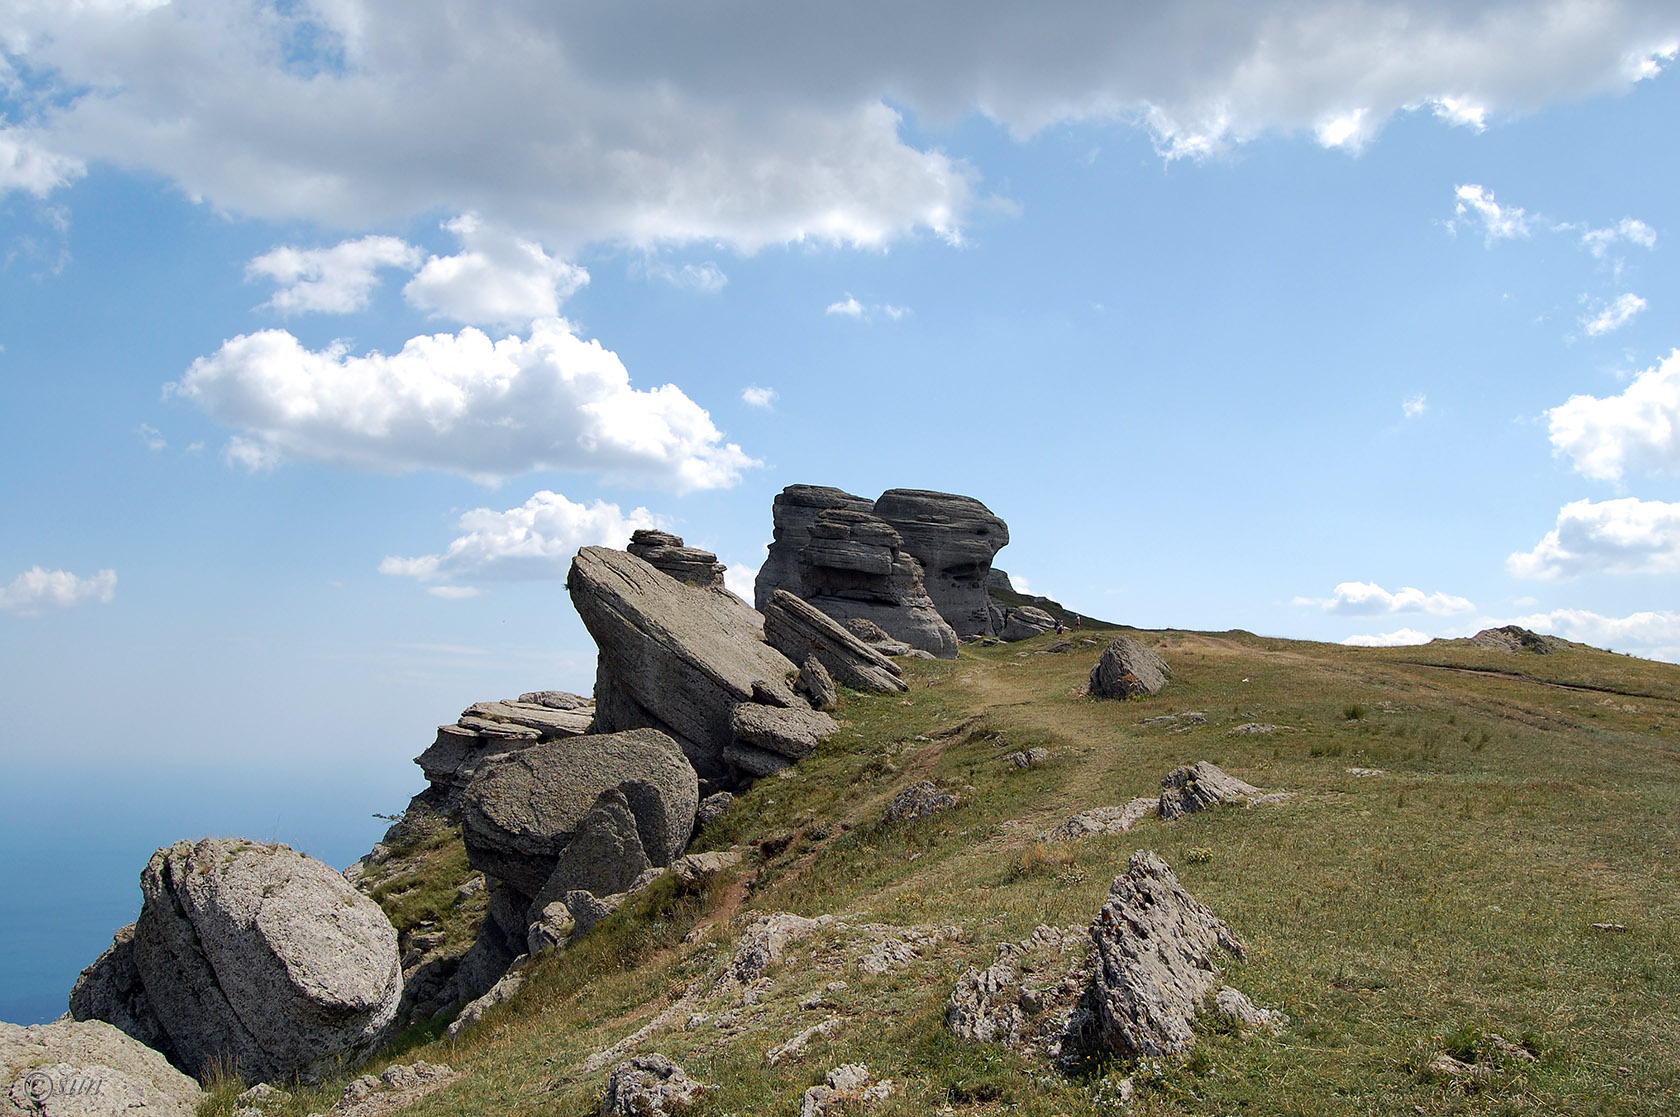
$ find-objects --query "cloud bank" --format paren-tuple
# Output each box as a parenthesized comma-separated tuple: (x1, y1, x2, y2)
(1296, 581, 1476, 616)
(1508, 497, 1680, 579)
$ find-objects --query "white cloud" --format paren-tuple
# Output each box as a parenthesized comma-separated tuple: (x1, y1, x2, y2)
(403, 214, 588, 326)
(826, 295, 909, 322)
(0, 126, 84, 198)
(11, 3, 1676, 251)
(826, 296, 864, 318)
(380, 490, 659, 583)
(1581, 292, 1647, 336)
(1402, 393, 1427, 419)
(1342, 628, 1432, 647)
(1507, 497, 1680, 579)
(0, 566, 116, 615)
(1580, 217, 1657, 258)
(1506, 607, 1680, 663)
(246, 234, 422, 315)
(426, 585, 482, 600)
(137, 423, 166, 450)
(168, 318, 758, 490)
(1451, 184, 1531, 244)
(722, 559, 759, 602)
(741, 385, 777, 409)
(1296, 581, 1476, 616)
(1547, 348, 1680, 481)
(646, 262, 729, 293)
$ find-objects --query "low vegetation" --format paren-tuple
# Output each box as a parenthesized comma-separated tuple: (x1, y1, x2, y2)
(203, 628, 1680, 1116)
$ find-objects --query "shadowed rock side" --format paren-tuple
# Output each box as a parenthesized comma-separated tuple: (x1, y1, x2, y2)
(73, 840, 402, 1084)
(753, 485, 958, 658)
(873, 488, 1009, 639)
(570, 546, 815, 784)
(761, 589, 908, 695)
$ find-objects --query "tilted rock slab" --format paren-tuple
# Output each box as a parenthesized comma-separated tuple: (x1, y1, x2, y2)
(1157, 761, 1264, 820)
(1074, 850, 1246, 1057)
(761, 589, 907, 695)
(998, 605, 1056, 642)
(2, 1018, 203, 1117)
(874, 488, 1009, 639)
(570, 545, 821, 783)
(76, 839, 401, 1083)
(1087, 635, 1171, 699)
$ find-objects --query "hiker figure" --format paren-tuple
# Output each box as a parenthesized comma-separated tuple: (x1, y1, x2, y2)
(1055, 620, 1065, 636)
(1074, 615, 1082, 630)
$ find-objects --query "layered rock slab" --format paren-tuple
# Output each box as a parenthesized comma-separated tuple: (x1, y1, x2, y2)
(873, 488, 1009, 639)
(75, 839, 401, 1084)
(627, 529, 727, 591)
(761, 589, 907, 695)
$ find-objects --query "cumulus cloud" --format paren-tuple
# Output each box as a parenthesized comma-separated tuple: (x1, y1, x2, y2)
(1580, 292, 1648, 336)
(168, 318, 758, 490)
(741, 386, 777, 409)
(1507, 607, 1680, 662)
(1450, 184, 1532, 244)
(403, 214, 589, 326)
(1547, 349, 1680, 481)
(1402, 393, 1428, 418)
(722, 559, 760, 602)
(8, 3, 1676, 250)
(246, 234, 422, 315)
(1507, 497, 1680, 579)
(0, 566, 116, 615)
(380, 490, 659, 584)
(1295, 581, 1476, 616)
(1580, 217, 1658, 258)
(1342, 628, 1432, 647)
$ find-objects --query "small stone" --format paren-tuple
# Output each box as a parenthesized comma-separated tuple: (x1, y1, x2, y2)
(884, 781, 958, 822)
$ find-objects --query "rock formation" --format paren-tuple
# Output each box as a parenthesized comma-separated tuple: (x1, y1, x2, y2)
(998, 605, 1056, 641)
(752, 485, 966, 658)
(411, 692, 594, 814)
(2, 1018, 204, 1117)
(570, 545, 833, 785)
(73, 839, 401, 1084)
(873, 489, 1009, 638)
(760, 590, 907, 695)
(1087, 636, 1171, 698)
(601, 1054, 707, 1116)
(1468, 625, 1561, 654)
(627, 530, 727, 591)
(1157, 761, 1264, 820)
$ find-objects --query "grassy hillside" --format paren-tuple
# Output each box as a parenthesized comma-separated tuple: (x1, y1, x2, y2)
(204, 629, 1680, 1116)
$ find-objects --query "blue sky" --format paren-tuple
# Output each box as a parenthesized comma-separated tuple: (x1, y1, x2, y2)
(2, 1, 1678, 1023)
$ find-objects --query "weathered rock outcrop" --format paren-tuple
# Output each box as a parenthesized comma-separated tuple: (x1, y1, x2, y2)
(873, 489, 1009, 639)
(412, 692, 594, 814)
(753, 485, 959, 658)
(946, 925, 1091, 1060)
(999, 605, 1056, 641)
(761, 589, 907, 695)
(570, 546, 827, 784)
(1087, 636, 1171, 699)
(2, 1018, 204, 1117)
(601, 1054, 707, 1116)
(627, 530, 727, 591)
(459, 728, 698, 906)
(1157, 761, 1263, 820)
(1468, 625, 1562, 654)
(1073, 851, 1246, 1057)
(843, 618, 912, 658)
(73, 839, 401, 1084)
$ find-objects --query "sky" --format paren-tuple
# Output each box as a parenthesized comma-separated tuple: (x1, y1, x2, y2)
(3, 1, 1679, 1024)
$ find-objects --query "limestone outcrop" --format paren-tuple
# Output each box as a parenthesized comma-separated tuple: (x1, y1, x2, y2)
(570, 545, 828, 785)
(1087, 636, 1171, 699)
(999, 605, 1056, 641)
(1157, 761, 1263, 820)
(627, 530, 727, 591)
(2, 1018, 204, 1117)
(873, 489, 1009, 639)
(412, 692, 594, 814)
(73, 839, 401, 1084)
(761, 589, 907, 695)
(1468, 625, 1562, 654)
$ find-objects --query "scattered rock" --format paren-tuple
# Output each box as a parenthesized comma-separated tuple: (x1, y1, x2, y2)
(1591, 922, 1631, 934)
(1005, 747, 1053, 769)
(627, 529, 727, 591)
(946, 925, 1091, 1060)
(314, 1062, 455, 1117)
(1212, 986, 1286, 1034)
(884, 781, 958, 822)
(842, 618, 913, 658)
(1088, 636, 1171, 699)
(766, 1017, 843, 1066)
(74, 839, 401, 1084)
(1157, 761, 1265, 820)
(1040, 799, 1157, 841)
(1345, 767, 1385, 778)
(236, 1082, 291, 1108)
(1, 1018, 203, 1117)
(666, 849, 743, 886)
(694, 792, 735, 828)
(601, 1054, 706, 1116)
(445, 960, 527, 1039)
(1140, 712, 1205, 728)
(728, 702, 840, 764)
(1487, 1034, 1537, 1062)
(796, 655, 840, 710)
(1427, 1053, 1493, 1084)
(799, 1064, 894, 1117)
(1228, 722, 1281, 735)
(1072, 851, 1247, 1057)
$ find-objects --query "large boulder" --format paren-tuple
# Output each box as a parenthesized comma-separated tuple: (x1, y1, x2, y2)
(999, 605, 1056, 641)
(873, 489, 1009, 639)
(569, 546, 817, 783)
(2, 1018, 203, 1117)
(761, 589, 907, 695)
(412, 692, 595, 813)
(458, 728, 699, 904)
(72, 839, 401, 1084)
(627, 530, 728, 591)
(1087, 636, 1171, 699)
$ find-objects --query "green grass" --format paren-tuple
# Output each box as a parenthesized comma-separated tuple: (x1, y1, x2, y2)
(197, 628, 1680, 1116)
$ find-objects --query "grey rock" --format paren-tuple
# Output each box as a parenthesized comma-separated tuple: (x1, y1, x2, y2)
(719, 741, 793, 778)
(1212, 986, 1286, 1034)
(1072, 851, 1245, 1057)
(92, 839, 401, 1084)
(445, 958, 527, 1039)
(999, 605, 1056, 642)
(873, 489, 1009, 638)
(796, 655, 840, 710)
(1039, 799, 1157, 841)
(524, 789, 652, 910)
(884, 781, 957, 822)
(1087, 636, 1171, 699)
(729, 702, 839, 762)
(987, 568, 1016, 593)
(695, 792, 735, 828)
(1157, 761, 1263, 821)
(1, 1018, 204, 1117)
(527, 902, 576, 956)
(753, 485, 876, 609)
(1468, 625, 1562, 654)
(946, 925, 1090, 1060)
(66, 925, 165, 1054)
(601, 1053, 706, 1116)
(459, 728, 697, 898)
(411, 691, 594, 814)
(762, 591, 907, 695)
(627, 529, 727, 591)
(563, 889, 623, 937)
(842, 618, 913, 658)
(570, 545, 807, 783)
(236, 1082, 291, 1107)
(800, 1064, 893, 1117)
